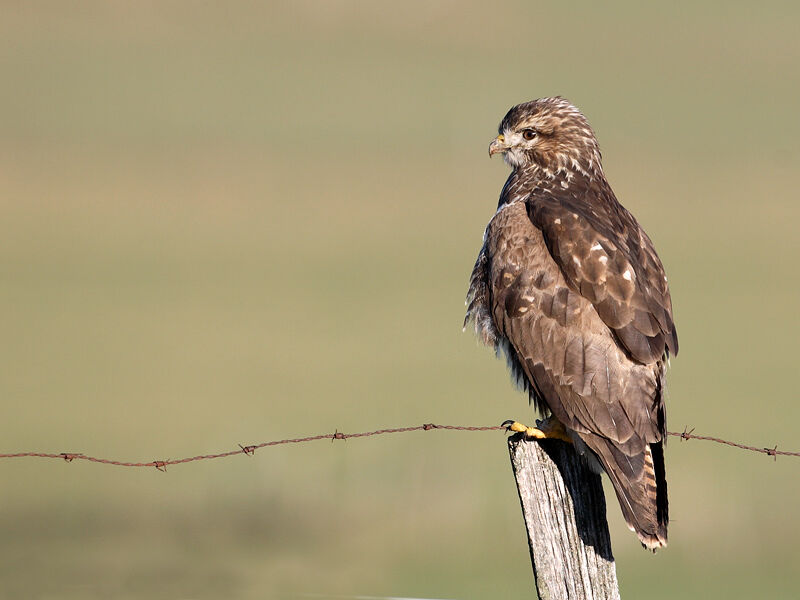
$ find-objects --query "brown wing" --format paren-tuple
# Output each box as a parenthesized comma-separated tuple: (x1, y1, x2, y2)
(487, 203, 663, 443)
(485, 200, 668, 547)
(526, 180, 678, 364)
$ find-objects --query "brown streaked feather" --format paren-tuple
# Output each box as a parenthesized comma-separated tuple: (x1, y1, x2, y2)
(464, 246, 497, 347)
(526, 178, 678, 364)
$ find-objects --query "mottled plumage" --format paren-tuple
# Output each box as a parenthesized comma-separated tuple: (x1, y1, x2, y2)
(465, 97, 677, 549)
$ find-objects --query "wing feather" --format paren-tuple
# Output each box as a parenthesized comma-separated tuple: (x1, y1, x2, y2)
(526, 183, 678, 364)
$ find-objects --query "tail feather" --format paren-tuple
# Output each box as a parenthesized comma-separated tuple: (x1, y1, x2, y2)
(580, 434, 668, 549)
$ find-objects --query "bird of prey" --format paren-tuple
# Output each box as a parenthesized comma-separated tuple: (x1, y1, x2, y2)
(465, 97, 677, 549)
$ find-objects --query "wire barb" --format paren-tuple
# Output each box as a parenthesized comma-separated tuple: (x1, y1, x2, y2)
(766, 445, 778, 461)
(239, 444, 256, 456)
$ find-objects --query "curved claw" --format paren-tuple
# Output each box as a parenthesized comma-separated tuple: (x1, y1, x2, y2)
(502, 420, 543, 437)
(502, 417, 573, 443)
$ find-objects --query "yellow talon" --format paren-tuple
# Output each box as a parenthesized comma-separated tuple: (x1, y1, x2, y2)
(502, 420, 547, 438)
(502, 416, 573, 444)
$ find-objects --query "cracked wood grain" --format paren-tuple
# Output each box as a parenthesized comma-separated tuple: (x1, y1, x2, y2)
(508, 435, 621, 600)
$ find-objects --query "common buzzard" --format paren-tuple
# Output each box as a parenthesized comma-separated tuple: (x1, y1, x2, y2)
(465, 97, 677, 549)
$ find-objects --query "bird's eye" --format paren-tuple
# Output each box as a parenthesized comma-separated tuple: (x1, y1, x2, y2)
(522, 129, 537, 141)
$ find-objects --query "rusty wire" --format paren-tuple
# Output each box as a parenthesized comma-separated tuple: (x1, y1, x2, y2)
(0, 423, 796, 471)
(666, 426, 799, 460)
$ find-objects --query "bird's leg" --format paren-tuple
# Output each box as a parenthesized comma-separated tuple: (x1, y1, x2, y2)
(502, 415, 573, 443)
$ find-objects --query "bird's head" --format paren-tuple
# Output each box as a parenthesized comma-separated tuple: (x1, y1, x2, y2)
(489, 97, 602, 175)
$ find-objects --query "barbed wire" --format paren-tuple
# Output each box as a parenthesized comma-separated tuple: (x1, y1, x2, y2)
(666, 426, 797, 460)
(0, 423, 796, 471)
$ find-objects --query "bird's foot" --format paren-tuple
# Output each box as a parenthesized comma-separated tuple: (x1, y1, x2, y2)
(502, 415, 572, 443)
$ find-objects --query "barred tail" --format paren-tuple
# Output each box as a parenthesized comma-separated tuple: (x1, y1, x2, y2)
(580, 434, 669, 550)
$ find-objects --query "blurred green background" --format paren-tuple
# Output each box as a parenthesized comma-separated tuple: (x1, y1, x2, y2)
(2, 2, 799, 599)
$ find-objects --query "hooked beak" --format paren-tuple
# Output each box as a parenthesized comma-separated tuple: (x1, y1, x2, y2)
(488, 134, 509, 157)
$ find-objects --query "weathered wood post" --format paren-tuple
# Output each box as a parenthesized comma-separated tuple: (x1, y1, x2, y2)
(508, 434, 621, 600)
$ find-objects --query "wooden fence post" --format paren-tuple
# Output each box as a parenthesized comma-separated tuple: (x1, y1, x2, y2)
(507, 434, 621, 600)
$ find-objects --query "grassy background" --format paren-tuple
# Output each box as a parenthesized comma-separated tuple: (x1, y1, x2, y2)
(2, 2, 799, 598)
